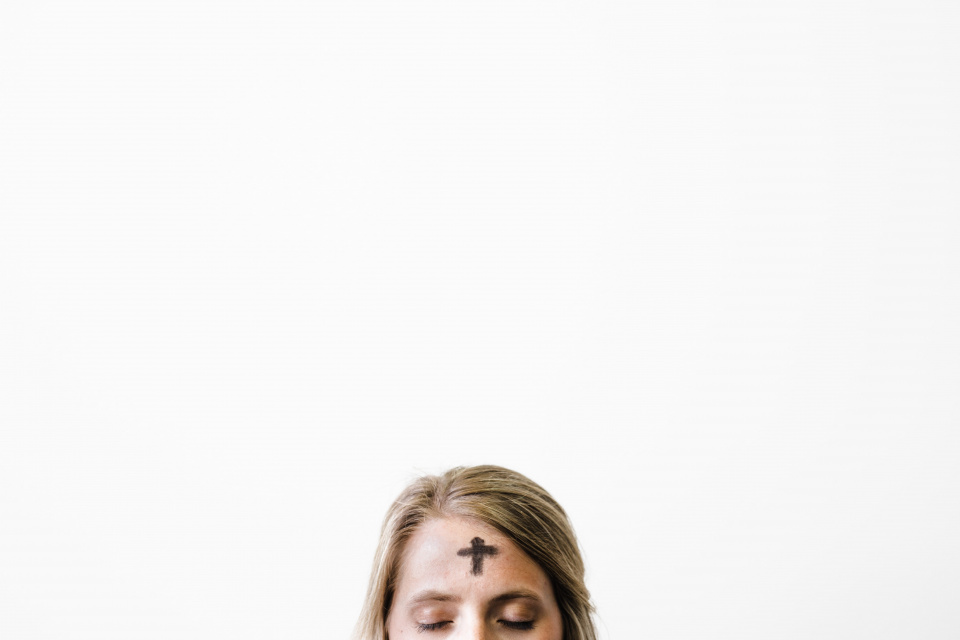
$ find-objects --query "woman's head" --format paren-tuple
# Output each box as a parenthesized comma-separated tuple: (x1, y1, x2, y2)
(355, 465, 597, 640)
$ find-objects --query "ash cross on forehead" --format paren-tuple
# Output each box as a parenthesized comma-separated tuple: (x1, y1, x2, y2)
(457, 537, 499, 576)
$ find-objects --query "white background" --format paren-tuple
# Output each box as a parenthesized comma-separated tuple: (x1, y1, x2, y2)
(2, 1, 959, 639)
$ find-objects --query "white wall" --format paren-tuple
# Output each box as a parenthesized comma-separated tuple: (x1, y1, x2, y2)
(2, 1, 959, 638)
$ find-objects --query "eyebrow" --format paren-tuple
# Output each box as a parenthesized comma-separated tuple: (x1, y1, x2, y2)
(409, 590, 461, 604)
(407, 589, 542, 605)
(490, 589, 542, 604)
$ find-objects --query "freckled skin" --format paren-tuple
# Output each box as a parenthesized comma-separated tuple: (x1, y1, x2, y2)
(386, 517, 564, 639)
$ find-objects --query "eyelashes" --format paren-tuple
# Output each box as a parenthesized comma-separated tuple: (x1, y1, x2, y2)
(416, 620, 535, 632)
(501, 620, 535, 630)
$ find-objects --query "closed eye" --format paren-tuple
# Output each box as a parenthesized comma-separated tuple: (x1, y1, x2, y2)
(417, 621, 451, 632)
(500, 620, 535, 630)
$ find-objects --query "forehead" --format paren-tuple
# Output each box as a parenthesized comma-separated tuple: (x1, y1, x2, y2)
(394, 517, 552, 599)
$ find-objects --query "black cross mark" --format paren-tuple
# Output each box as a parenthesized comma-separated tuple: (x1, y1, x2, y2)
(457, 537, 498, 575)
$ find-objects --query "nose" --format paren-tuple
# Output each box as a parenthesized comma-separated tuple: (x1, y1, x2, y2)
(456, 617, 489, 640)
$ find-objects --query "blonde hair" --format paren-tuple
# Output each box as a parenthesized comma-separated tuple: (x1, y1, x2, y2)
(354, 465, 597, 640)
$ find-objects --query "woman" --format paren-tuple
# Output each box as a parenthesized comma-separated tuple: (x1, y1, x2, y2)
(355, 465, 598, 639)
